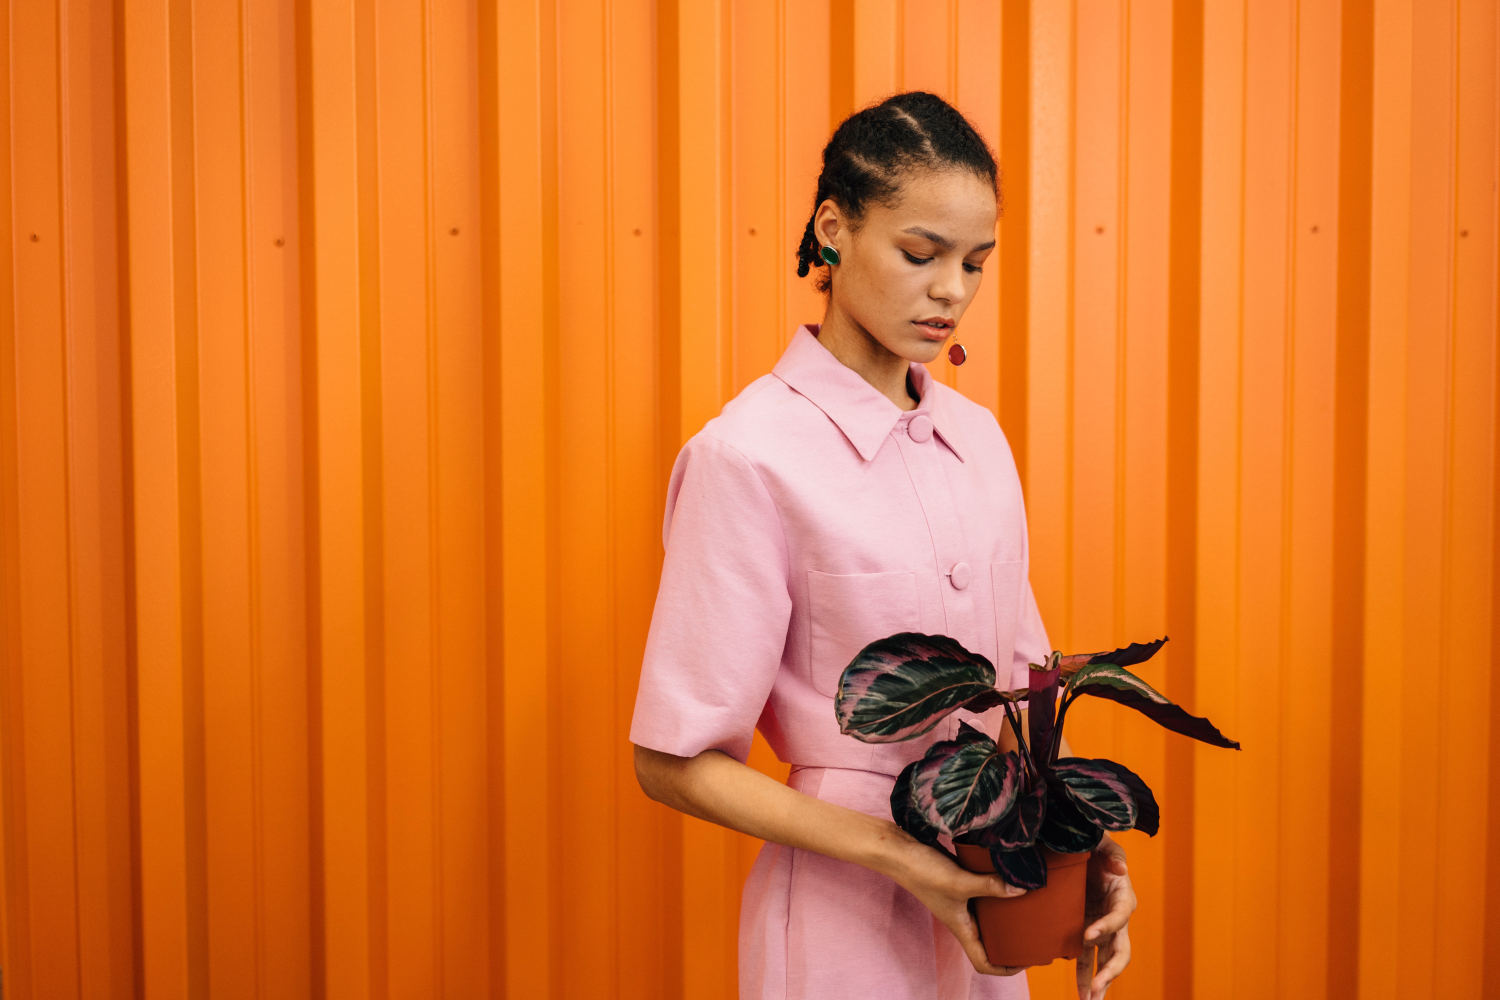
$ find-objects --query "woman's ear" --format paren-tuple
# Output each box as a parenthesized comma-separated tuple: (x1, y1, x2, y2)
(813, 199, 844, 251)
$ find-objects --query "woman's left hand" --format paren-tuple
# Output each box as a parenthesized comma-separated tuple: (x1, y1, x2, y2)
(1076, 836, 1136, 1000)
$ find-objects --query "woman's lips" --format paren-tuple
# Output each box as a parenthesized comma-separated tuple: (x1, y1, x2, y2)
(913, 319, 954, 340)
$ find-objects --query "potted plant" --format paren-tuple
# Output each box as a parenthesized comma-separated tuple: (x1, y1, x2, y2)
(836, 633, 1239, 968)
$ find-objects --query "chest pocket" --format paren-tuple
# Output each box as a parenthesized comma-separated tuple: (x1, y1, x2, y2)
(991, 560, 1026, 686)
(807, 570, 921, 697)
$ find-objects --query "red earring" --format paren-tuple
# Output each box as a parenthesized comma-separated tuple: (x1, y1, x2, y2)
(948, 339, 967, 366)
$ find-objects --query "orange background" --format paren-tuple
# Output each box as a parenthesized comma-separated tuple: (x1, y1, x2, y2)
(2, 0, 1497, 998)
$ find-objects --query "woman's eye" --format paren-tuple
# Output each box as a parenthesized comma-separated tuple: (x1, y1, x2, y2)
(901, 250, 933, 265)
(963, 262, 983, 274)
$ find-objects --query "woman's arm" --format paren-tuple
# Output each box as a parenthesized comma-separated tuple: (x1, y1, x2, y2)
(633, 743, 1028, 976)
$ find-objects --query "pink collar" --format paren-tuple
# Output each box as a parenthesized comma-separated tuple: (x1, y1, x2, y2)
(772, 325, 966, 462)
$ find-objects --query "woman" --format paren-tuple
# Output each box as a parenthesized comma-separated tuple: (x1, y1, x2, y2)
(631, 92, 1135, 1000)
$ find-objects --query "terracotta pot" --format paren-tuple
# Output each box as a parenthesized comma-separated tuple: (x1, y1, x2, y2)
(954, 844, 1090, 968)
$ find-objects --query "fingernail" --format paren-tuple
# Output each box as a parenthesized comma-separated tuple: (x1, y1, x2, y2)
(1007, 886, 1027, 896)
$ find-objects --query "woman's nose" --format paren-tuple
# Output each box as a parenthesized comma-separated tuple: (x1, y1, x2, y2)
(929, 262, 967, 305)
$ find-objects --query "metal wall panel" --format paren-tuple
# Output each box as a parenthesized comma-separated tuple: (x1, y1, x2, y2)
(0, 1, 1495, 998)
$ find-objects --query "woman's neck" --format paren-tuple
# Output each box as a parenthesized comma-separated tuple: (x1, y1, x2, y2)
(816, 305, 920, 412)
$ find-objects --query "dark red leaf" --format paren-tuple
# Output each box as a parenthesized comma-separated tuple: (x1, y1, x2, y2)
(1072, 681, 1240, 749)
(1087, 636, 1169, 667)
(1027, 654, 1061, 766)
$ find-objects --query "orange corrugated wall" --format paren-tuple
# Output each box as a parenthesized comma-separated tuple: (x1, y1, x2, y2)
(0, 1, 1496, 998)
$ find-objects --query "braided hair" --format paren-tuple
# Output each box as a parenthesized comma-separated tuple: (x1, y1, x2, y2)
(796, 92, 999, 290)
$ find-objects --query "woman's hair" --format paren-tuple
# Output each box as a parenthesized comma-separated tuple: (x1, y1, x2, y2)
(795, 91, 998, 286)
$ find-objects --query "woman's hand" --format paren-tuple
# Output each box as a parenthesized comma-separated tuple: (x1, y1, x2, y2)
(1076, 837, 1136, 1000)
(883, 834, 1029, 977)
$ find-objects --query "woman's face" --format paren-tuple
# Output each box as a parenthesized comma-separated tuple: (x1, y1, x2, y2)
(815, 168, 998, 365)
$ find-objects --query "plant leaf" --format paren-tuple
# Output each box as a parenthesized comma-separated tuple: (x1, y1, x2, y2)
(964, 687, 1027, 713)
(955, 720, 992, 745)
(1037, 787, 1105, 854)
(889, 761, 958, 862)
(836, 633, 1002, 743)
(1067, 662, 1240, 749)
(909, 735, 1025, 837)
(1027, 653, 1062, 766)
(993, 780, 1047, 850)
(991, 844, 1048, 891)
(1087, 636, 1169, 667)
(1052, 758, 1140, 831)
(1092, 759, 1159, 836)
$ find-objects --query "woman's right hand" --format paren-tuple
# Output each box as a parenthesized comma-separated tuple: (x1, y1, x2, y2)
(882, 831, 1029, 977)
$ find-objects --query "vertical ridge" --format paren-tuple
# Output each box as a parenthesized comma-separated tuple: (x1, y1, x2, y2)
(475, 1, 508, 994)
(653, 1, 685, 995)
(234, 0, 270, 991)
(999, 0, 1029, 481)
(1163, 1, 1202, 995)
(353, 4, 386, 996)
(417, 0, 444, 989)
(291, 0, 325, 993)
(56, 0, 88, 991)
(1328, 2, 1373, 997)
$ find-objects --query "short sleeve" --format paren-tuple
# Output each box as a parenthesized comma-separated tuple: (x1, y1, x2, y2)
(630, 434, 792, 763)
(1011, 578, 1051, 690)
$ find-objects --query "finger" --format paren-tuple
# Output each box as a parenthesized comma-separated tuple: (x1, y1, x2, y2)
(961, 871, 1027, 899)
(1084, 888, 1137, 942)
(1084, 906, 1129, 943)
(948, 904, 1027, 977)
(1093, 837, 1129, 871)
(1075, 945, 1096, 999)
(954, 922, 1025, 977)
(1090, 927, 1131, 999)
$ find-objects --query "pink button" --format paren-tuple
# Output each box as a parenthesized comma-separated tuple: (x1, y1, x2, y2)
(908, 414, 934, 443)
(949, 561, 970, 590)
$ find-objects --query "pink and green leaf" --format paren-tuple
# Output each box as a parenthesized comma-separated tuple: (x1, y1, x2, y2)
(1052, 758, 1140, 831)
(889, 760, 958, 861)
(1067, 661, 1240, 750)
(1037, 787, 1105, 854)
(908, 725, 1025, 837)
(1091, 759, 1159, 836)
(836, 633, 1002, 743)
(992, 780, 1046, 850)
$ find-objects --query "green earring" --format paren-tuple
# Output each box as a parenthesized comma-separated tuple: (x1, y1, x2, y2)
(820, 245, 840, 266)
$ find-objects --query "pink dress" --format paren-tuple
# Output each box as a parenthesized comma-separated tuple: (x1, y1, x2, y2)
(631, 326, 1050, 1000)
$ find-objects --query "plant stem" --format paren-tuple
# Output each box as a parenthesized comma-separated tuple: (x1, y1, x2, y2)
(1001, 696, 1040, 779)
(1049, 690, 1077, 764)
